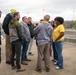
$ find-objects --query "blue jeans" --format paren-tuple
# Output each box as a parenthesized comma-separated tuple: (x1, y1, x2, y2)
(54, 41, 64, 68)
(52, 42, 58, 62)
(21, 39, 29, 62)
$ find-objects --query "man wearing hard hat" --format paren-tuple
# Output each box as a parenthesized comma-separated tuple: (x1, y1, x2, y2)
(2, 9, 16, 65)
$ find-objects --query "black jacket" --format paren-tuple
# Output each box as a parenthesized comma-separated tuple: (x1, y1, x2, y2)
(2, 13, 13, 35)
(28, 23, 34, 38)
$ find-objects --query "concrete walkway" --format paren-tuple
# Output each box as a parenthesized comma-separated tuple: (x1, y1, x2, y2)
(0, 40, 76, 75)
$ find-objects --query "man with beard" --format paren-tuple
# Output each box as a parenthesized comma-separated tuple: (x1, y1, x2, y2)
(21, 16, 31, 65)
(9, 12, 25, 72)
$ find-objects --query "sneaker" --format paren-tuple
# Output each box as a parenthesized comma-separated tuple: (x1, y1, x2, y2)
(35, 68, 42, 73)
(21, 61, 28, 65)
(46, 68, 50, 72)
(54, 62, 57, 65)
(55, 66, 63, 70)
(16, 68, 26, 72)
(6, 61, 11, 65)
(25, 58, 31, 61)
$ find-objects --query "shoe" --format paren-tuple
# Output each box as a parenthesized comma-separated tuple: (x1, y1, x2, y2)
(14, 58, 16, 61)
(25, 58, 31, 61)
(52, 59, 55, 62)
(28, 52, 34, 56)
(6, 61, 11, 65)
(43, 57, 45, 61)
(21, 61, 28, 65)
(55, 66, 63, 70)
(52, 59, 57, 62)
(11, 66, 16, 70)
(43, 58, 44, 61)
(54, 62, 57, 65)
(16, 68, 26, 72)
(35, 68, 42, 73)
(46, 68, 50, 72)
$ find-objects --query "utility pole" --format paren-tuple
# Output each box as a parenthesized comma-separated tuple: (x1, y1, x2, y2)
(72, 11, 75, 29)
(42, 9, 44, 17)
(73, 11, 74, 21)
(27, 12, 29, 17)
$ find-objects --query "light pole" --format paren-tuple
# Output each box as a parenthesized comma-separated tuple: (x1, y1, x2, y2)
(72, 11, 75, 29)
(73, 11, 74, 21)
(27, 12, 29, 17)
(42, 9, 44, 17)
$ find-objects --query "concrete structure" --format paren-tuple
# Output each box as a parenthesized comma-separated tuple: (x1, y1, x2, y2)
(65, 30, 76, 44)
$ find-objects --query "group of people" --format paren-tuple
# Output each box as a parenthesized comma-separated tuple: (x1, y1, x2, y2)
(0, 9, 65, 73)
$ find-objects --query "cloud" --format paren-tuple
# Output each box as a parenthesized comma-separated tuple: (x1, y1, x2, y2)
(0, 0, 76, 22)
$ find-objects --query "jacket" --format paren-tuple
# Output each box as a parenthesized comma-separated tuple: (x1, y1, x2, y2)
(9, 19, 22, 43)
(2, 13, 13, 35)
(28, 22, 34, 38)
(34, 22, 53, 45)
(21, 22, 31, 41)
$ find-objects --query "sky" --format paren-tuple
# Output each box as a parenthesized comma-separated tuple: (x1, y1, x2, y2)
(0, 0, 76, 22)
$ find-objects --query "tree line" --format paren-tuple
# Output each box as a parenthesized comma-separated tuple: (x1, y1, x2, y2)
(64, 21, 76, 30)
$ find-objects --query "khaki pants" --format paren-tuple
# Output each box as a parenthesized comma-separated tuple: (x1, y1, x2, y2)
(37, 42, 50, 69)
(5, 35, 11, 61)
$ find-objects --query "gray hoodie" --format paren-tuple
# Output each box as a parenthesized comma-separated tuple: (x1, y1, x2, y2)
(34, 22, 53, 45)
(21, 22, 31, 41)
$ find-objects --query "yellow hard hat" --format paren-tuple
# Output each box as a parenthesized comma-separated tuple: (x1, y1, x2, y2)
(10, 8, 16, 14)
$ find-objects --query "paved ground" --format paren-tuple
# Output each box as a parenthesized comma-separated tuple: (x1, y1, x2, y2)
(0, 39, 76, 75)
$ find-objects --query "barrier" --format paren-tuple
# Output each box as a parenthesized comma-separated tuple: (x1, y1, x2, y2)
(65, 30, 76, 44)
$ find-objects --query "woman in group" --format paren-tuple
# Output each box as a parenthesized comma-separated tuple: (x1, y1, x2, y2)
(53, 17, 65, 70)
(50, 20, 58, 64)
